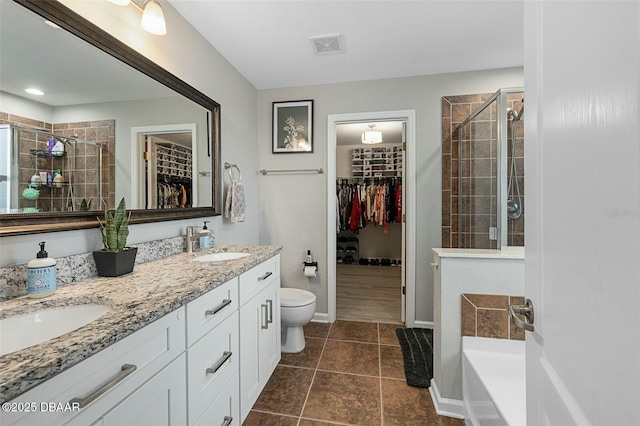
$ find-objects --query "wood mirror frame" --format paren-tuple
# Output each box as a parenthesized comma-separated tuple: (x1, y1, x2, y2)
(0, 0, 221, 237)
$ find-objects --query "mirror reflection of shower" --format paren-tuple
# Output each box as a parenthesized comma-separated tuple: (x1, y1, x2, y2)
(507, 100, 524, 220)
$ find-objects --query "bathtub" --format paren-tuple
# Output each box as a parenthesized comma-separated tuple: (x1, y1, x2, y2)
(462, 337, 526, 426)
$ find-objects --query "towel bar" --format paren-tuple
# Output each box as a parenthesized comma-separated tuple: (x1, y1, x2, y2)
(259, 168, 324, 175)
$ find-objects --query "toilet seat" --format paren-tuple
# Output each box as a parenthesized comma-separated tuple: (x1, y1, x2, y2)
(280, 288, 316, 308)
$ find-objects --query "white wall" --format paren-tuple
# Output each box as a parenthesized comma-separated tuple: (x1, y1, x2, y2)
(257, 68, 523, 320)
(1, 0, 259, 266)
(432, 250, 524, 405)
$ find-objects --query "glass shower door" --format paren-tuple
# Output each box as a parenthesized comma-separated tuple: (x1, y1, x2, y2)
(457, 96, 499, 249)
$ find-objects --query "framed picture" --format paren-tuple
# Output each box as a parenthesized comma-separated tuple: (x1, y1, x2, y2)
(272, 100, 314, 153)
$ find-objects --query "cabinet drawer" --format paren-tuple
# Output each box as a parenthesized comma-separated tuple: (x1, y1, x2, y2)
(1, 308, 185, 426)
(239, 254, 280, 306)
(193, 372, 239, 426)
(186, 277, 238, 347)
(187, 311, 239, 424)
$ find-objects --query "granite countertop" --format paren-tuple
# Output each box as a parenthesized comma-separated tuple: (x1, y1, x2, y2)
(0, 244, 282, 403)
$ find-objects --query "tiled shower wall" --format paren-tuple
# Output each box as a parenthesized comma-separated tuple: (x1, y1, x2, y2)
(441, 93, 525, 249)
(1, 112, 115, 211)
(461, 293, 525, 341)
(54, 119, 116, 210)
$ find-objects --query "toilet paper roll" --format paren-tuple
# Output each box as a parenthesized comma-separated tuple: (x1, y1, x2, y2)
(304, 265, 317, 278)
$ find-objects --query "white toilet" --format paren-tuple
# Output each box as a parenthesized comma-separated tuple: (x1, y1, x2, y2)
(280, 288, 317, 353)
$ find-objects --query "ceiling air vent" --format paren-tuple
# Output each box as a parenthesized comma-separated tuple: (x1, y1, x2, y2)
(310, 34, 344, 55)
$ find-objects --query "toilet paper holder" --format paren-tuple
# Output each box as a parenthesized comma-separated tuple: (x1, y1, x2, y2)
(302, 261, 318, 273)
(302, 250, 318, 273)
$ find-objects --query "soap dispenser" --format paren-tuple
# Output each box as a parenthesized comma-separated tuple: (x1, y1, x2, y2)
(199, 221, 211, 248)
(27, 241, 57, 298)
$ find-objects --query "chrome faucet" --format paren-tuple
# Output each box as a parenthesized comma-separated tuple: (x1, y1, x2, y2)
(186, 226, 210, 254)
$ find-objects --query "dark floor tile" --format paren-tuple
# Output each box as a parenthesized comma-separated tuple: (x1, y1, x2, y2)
(318, 340, 379, 376)
(304, 321, 331, 338)
(328, 320, 378, 343)
(252, 365, 314, 416)
(379, 323, 401, 346)
(299, 419, 350, 426)
(302, 371, 381, 425)
(380, 345, 405, 380)
(381, 379, 465, 425)
(280, 337, 325, 368)
(242, 410, 298, 426)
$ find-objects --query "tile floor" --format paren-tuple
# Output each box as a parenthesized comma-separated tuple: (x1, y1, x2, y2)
(243, 320, 465, 426)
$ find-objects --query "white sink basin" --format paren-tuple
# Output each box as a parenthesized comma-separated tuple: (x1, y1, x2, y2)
(0, 304, 110, 356)
(192, 252, 249, 262)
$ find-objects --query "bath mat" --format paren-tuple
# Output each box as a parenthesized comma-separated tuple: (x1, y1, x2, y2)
(395, 328, 433, 388)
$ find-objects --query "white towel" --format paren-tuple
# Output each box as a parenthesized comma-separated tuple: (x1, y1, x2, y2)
(225, 169, 245, 222)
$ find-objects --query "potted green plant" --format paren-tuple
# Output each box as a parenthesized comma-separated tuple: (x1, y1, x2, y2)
(93, 197, 137, 277)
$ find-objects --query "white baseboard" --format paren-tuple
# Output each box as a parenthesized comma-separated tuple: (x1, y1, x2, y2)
(312, 312, 329, 323)
(429, 379, 465, 419)
(413, 320, 434, 329)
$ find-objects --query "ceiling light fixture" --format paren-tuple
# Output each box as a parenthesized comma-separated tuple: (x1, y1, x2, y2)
(108, 0, 166, 36)
(362, 124, 383, 144)
(25, 88, 45, 96)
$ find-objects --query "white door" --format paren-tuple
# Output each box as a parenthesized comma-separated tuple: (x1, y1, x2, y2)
(525, 2, 640, 425)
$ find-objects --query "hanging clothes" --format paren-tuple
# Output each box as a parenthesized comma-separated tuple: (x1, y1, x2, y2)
(349, 186, 362, 232)
(336, 178, 401, 233)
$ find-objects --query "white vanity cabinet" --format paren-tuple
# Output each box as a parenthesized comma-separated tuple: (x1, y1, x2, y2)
(0, 308, 187, 426)
(185, 277, 240, 426)
(239, 255, 281, 422)
(1, 253, 282, 426)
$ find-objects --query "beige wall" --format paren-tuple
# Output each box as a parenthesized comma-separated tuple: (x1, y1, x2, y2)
(257, 68, 523, 321)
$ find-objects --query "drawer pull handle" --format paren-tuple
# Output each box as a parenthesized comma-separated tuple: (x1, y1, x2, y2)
(266, 299, 273, 324)
(69, 364, 137, 409)
(261, 304, 268, 329)
(258, 271, 273, 281)
(206, 351, 232, 374)
(205, 299, 232, 316)
(222, 416, 233, 426)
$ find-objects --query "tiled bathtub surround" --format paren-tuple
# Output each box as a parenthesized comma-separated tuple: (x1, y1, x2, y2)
(441, 94, 525, 249)
(461, 293, 525, 341)
(0, 236, 186, 300)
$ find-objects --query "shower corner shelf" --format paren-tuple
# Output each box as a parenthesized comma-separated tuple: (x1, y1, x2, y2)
(29, 149, 66, 158)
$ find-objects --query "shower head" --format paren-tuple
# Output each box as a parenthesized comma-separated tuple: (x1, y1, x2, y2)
(507, 104, 524, 122)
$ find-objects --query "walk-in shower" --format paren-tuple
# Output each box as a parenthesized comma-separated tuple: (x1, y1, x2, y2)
(454, 87, 525, 249)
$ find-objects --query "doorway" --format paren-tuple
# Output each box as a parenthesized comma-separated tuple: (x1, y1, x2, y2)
(327, 110, 416, 327)
(130, 124, 197, 210)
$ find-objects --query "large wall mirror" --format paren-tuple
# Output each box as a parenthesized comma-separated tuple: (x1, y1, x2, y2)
(0, 0, 221, 236)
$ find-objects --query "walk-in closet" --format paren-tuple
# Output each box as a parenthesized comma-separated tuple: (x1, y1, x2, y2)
(335, 121, 404, 324)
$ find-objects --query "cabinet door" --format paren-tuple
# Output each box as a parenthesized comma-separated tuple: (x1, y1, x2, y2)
(101, 354, 187, 426)
(239, 289, 264, 420)
(260, 280, 280, 382)
(239, 279, 281, 422)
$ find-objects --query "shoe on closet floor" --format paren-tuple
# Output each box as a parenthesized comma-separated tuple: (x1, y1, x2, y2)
(391, 259, 397, 267)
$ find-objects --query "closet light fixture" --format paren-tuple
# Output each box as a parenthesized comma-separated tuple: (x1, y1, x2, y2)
(25, 88, 45, 96)
(362, 124, 383, 144)
(108, 0, 167, 36)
